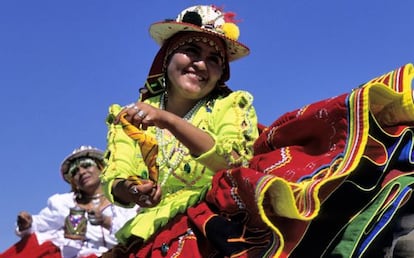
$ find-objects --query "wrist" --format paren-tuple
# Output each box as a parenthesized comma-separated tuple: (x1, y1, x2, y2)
(15, 225, 32, 237)
(112, 179, 132, 205)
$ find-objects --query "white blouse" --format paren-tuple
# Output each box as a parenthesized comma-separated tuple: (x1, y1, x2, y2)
(16, 192, 138, 258)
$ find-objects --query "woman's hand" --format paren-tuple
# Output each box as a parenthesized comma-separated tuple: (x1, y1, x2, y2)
(113, 178, 162, 208)
(17, 211, 32, 231)
(115, 101, 215, 158)
(115, 102, 168, 131)
(128, 180, 162, 208)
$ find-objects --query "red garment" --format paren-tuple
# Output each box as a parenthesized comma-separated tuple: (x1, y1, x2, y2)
(0, 233, 61, 258)
(0, 233, 100, 258)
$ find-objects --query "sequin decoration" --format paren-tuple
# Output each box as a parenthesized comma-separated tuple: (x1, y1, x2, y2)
(184, 163, 191, 174)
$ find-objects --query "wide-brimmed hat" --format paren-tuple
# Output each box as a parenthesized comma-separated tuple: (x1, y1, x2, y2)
(142, 5, 249, 99)
(60, 145, 104, 183)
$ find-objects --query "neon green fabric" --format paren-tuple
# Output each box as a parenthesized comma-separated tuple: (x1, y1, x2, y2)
(101, 90, 259, 243)
(324, 175, 414, 257)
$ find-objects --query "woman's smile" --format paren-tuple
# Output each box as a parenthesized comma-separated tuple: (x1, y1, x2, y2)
(184, 71, 206, 82)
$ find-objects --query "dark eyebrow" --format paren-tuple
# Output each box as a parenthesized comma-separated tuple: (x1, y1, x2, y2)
(184, 43, 222, 59)
(182, 43, 200, 50)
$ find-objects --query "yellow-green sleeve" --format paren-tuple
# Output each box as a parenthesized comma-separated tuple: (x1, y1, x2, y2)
(100, 104, 140, 208)
(195, 90, 259, 171)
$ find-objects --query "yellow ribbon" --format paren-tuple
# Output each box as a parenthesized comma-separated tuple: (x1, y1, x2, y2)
(119, 113, 159, 183)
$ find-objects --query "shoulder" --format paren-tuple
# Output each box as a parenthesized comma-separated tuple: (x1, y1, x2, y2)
(106, 104, 123, 123)
(46, 192, 75, 207)
(230, 90, 254, 98)
(232, 90, 254, 103)
(212, 90, 255, 110)
(218, 90, 254, 103)
(144, 95, 162, 106)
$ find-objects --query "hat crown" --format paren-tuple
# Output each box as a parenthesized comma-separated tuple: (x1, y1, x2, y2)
(71, 145, 101, 156)
(177, 6, 225, 35)
(174, 5, 240, 41)
(149, 5, 248, 62)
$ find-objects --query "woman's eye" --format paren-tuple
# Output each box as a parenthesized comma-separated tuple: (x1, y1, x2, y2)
(70, 168, 79, 177)
(183, 46, 198, 56)
(208, 55, 221, 65)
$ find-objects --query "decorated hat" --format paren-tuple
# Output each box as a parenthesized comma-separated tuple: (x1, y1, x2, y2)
(60, 145, 104, 183)
(142, 5, 249, 98)
(149, 5, 249, 62)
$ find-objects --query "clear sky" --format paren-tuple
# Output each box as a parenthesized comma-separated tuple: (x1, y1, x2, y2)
(1, 0, 413, 251)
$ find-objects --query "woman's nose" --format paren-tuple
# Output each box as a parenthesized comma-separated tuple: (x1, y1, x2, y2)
(193, 58, 207, 69)
(77, 167, 88, 175)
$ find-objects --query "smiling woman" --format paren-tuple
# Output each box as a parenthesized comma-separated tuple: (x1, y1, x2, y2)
(100, 4, 259, 257)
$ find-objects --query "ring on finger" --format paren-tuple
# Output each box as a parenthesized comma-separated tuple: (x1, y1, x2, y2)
(124, 103, 135, 109)
(129, 185, 139, 195)
(137, 110, 146, 118)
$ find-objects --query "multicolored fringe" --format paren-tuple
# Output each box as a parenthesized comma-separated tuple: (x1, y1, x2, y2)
(248, 63, 414, 257)
(325, 173, 414, 257)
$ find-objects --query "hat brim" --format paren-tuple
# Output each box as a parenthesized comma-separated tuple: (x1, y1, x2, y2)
(149, 21, 250, 62)
(60, 149, 104, 183)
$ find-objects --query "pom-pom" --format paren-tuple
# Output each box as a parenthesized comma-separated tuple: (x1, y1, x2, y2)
(222, 22, 240, 40)
(182, 11, 202, 26)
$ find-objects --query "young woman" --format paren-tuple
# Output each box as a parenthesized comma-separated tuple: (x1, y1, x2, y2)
(100, 5, 259, 257)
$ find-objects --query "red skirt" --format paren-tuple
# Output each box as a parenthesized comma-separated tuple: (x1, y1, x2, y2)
(0, 233, 62, 258)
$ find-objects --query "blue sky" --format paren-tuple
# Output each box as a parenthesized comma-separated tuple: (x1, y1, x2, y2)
(1, 0, 413, 251)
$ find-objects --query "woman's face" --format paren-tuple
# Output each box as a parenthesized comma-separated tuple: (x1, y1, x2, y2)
(69, 158, 101, 192)
(166, 40, 224, 100)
